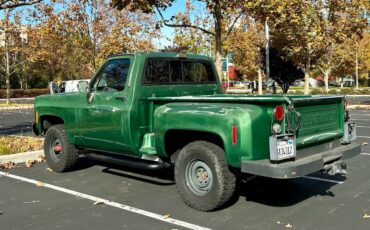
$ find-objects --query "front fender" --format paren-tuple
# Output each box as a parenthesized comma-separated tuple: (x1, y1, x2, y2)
(153, 103, 271, 168)
(34, 93, 81, 144)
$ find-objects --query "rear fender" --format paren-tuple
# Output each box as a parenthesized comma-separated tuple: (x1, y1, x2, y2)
(153, 103, 269, 168)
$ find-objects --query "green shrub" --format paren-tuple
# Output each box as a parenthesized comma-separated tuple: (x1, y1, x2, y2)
(0, 89, 49, 99)
(310, 88, 325, 95)
(339, 88, 355, 95)
(328, 89, 339, 95)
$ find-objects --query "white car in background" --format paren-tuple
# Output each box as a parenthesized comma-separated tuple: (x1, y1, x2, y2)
(49, 80, 90, 94)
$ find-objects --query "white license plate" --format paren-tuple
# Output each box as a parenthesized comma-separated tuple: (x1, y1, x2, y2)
(277, 139, 295, 160)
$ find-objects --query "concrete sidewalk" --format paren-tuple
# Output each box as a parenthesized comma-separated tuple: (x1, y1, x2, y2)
(0, 150, 44, 164)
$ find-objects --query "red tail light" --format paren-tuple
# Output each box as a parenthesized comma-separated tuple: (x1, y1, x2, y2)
(274, 105, 284, 122)
(232, 126, 237, 145)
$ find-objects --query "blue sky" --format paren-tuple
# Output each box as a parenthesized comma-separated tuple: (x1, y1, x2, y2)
(154, 0, 186, 48)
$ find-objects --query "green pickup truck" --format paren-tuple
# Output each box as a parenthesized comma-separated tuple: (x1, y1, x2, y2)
(33, 52, 360, 211)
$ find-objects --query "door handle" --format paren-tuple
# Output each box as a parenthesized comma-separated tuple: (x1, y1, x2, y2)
(115, 96, 127, 101)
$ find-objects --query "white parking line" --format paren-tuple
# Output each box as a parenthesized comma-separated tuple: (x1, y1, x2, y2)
(357, 126, 370, 128)
(302, 176, 344, 184)
(351, 119, 370, 121)
(0, 171, 211, 230)
(361, 153, 370, 156)
(358, 136, 370, 139)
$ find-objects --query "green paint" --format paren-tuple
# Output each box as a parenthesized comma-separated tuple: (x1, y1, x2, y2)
(34, 52, 346, 170)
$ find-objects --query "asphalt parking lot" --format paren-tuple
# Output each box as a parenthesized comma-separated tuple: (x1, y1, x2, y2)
(0, 109, 34, 136)
(1, 108, 370, 230)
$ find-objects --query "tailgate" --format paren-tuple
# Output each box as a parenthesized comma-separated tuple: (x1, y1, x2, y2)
(289, 96, 344, 148)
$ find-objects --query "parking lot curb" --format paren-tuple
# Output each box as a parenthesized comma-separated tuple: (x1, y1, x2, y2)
(0, 105, 34, 111)
(348, 105, 370, 110)
(0, 150, 44, 164)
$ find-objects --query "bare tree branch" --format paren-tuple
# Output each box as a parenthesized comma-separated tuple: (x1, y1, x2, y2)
(226, 13, 242, 37)
(154, 5, 215, 37)
(333, 57, 344, 69)
(0, 0, 42, 10)
(317, 64, 325, 74)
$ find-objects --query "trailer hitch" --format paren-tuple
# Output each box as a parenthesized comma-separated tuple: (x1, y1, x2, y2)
(323, 161, 347, 176)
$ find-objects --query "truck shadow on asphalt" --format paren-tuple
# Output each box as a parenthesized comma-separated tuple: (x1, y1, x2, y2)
(0, 123, 33, 136)
(74, 156, 175, 186)
(73, 157, 345, 209)
(231, 175, 345, 208)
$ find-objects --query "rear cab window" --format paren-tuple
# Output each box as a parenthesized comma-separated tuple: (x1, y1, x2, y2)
(143, 58, 216, 84)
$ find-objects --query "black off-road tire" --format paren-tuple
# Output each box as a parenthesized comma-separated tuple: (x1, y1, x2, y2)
(44, 124, 79, 172)
(174, 141, 236, 211)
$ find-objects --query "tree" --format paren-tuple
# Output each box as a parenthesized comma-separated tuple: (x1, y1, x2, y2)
(171, 1, 210, 55)
(358, 31, 370, 84)
(262, 48, 304, 93)
(110, 0, 246, 81)
(317, 42, 346, 92)
(245, 0, 327, 95)
(224, 19, 263, 82)
(245, 0, 367, 94)
(0, 0, 42, 10)
(0, 9, 26, 103)
(316, 0, 368, 92)
(25, 0, 159, 84)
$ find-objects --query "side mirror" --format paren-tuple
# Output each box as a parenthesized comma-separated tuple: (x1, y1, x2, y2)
(77, 81, 89, 93)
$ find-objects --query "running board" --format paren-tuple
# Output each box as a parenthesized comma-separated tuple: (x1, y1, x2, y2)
(86, 152, 171, 170)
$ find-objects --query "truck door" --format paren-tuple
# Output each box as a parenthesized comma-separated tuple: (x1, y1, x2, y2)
(77, 58, 133, 154)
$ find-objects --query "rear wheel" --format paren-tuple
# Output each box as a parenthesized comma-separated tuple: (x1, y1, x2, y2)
(44, 124, 78, 172)
(174, 141, 236, 211)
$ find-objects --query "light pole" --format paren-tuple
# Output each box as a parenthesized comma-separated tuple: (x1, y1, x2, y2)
(265, 19, 270, 93)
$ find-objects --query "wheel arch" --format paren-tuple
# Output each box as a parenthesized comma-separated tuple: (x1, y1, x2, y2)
(40, 115, 65, 133)
(164, 129, 225, 163)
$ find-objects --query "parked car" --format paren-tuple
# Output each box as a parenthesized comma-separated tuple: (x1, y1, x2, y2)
(49, 80, 90, 94)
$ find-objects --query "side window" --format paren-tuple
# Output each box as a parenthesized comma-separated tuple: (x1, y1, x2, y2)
(183, 61, 215, 83)
(143, 59, 169, 83)
(94, 59, 130, 92)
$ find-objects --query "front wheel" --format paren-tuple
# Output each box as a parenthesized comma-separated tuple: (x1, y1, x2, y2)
(174, 141, 236, 211)
(44, 124, 79, 172)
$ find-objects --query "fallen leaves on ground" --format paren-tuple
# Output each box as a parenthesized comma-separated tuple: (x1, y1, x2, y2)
(93, 201, 103, 206)
(0, 161, 16, 169)
(23, 200, 40, 204)
(36, 155, 46, 163)
(285, 223, 293, 228)
(363, 142, 368, 146)
(0, 103, 31, 107)
(35, 181, 45, 187)
(162, 214, 171, 219)
(45, 167, 53, 172)
(25, 160, 36, 168)
(0, 136, 43, 155)
(363, 213, 370, 219)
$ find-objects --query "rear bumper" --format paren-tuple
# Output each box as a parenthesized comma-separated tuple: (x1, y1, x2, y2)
(241, 142, 361, 179)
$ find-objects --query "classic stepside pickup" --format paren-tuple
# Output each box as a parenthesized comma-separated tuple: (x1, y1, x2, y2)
(33, 52, 361, 211)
